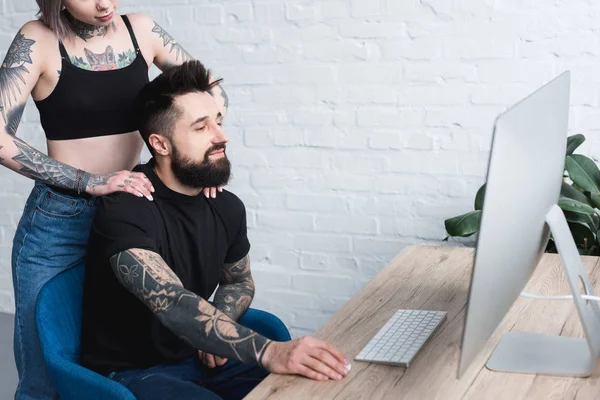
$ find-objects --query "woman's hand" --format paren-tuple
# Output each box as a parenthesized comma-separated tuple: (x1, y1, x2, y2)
(85, 171, 155, 200)
(203, 186, 223, 198)
(198, 350, 228, 368)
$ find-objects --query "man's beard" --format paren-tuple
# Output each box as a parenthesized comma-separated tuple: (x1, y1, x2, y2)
(170, 144, 231, 189)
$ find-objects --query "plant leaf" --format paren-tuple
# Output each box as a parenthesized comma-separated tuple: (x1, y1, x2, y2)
(565, 155, 600, 194)
(558, 196, 596, 215)
(566, 134, 585, 155)
(560, 182, 590, 204)
(563, 210, 595, 227)
(444, 210, 482, 237)
(589, 192, 600, 210)
(474, 184, 486, 211)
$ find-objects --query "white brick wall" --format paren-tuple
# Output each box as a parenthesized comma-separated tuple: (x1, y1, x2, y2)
(1, 0, 600, 338)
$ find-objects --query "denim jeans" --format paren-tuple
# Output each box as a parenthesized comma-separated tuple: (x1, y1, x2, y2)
(11, 182, 99, 400)
(109, 355, 269, 400)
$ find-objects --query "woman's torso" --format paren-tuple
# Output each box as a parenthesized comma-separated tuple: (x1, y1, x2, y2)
(31, 15, 153, 174)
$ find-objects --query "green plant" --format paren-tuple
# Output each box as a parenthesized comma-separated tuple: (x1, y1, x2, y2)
(444, 134, 600, 255)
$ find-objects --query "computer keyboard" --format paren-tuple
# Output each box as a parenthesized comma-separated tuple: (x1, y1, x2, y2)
(355, 309, 447, 368)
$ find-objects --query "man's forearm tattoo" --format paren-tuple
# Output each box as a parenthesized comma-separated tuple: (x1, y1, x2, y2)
(110, 249, 273, 365)
(0, 31, 34, 125)
(214, 255, 255, 321)
(11, 137, 81, 189)
(151, 22, 193, 63)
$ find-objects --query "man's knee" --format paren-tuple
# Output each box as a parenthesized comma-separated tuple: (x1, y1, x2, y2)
(125, 373, 223, 400)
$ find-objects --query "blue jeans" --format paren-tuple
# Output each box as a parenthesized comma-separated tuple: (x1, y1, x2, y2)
(109, 356, 269, 400)
(11, 182, 99, 400)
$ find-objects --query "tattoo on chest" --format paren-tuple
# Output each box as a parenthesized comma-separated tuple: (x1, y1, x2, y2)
(0, 32, 34, 124)
(69, 45, 136, 71)
(85, 45, 118, 71)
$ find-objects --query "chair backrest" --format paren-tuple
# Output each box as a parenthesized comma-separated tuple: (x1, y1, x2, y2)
(36, 263, 86, 363)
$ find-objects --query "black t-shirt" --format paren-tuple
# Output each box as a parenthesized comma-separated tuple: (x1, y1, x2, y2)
(80, 160, 250, 375)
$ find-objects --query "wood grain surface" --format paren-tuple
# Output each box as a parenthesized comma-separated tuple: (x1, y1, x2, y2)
(245, 245, 600, 400)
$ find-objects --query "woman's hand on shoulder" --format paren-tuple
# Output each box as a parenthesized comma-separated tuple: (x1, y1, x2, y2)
(203, 186, 223, 199)
(85, 171, 155, 201)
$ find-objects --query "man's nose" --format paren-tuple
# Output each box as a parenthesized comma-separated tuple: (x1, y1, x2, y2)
(214, 124, 229, 144)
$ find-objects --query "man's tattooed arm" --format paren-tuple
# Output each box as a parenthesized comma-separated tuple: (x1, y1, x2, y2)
(110, 249, 273, 365)
(213, 255, 255, 321)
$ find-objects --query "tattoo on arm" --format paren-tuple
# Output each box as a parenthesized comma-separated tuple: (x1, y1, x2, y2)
(5, 103, 24, 136)
(214, 255, 254, 321)
(149, 23, 229, 112)
(152, 22, 193, 63)
(10, 137, 81, 189)
(0, 31, 34, 125)
(0, 145, 4, 163)
(221, 86, 229, 109)
(110, 249, 272, 365)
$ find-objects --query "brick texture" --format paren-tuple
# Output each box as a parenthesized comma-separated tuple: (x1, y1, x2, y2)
(0, 0, 598, 339)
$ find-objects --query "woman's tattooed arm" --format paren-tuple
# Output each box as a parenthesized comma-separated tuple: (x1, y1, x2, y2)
(109, 249, 273, 365)
(145, 17, 229, 115)
(0, 26, 93, 190)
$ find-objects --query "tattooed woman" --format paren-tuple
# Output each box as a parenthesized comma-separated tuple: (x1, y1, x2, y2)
(0, 1, 227, 399)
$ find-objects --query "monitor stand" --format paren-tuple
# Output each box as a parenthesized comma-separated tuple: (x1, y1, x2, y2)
(486, 204, 600, 377)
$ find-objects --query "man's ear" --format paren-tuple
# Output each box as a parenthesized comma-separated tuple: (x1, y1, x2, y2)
(149, 133, 171, 156)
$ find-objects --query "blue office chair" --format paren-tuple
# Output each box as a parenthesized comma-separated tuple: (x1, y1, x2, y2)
(36, 263, 291, 400)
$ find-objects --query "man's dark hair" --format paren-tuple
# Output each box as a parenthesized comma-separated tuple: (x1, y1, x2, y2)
(134, 60, 222, 155)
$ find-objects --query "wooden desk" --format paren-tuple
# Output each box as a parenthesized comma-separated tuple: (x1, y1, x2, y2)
(246, 245, 600, 400)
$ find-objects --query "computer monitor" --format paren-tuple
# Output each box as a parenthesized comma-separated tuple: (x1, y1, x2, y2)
(458, 71, 600, 378)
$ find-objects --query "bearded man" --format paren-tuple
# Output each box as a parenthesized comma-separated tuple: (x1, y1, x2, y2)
(79, 61, 350, 400)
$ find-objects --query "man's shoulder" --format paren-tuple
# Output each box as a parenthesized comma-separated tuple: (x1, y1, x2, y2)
(214, 190, 246, 212)
(100, 191, 153, 209)
(96, 191, 158, 223)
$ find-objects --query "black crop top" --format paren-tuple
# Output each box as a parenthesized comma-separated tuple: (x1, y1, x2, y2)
(34, 15, 149, 141)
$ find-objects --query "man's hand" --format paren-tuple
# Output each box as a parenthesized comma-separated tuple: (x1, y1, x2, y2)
(198, 350, 228, 368)
(261, 337, 351, 382)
